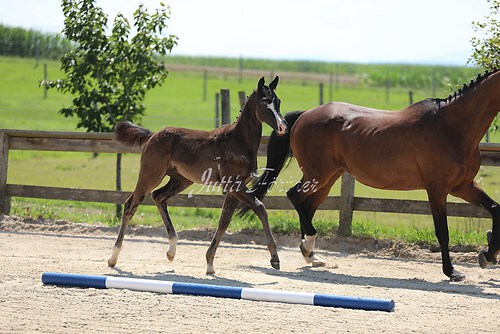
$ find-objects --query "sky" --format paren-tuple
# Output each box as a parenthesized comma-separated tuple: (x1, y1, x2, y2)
(0, 0, 493, 65)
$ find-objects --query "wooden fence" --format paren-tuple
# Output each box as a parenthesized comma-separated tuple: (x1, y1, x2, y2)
(2, 129, 500, 235)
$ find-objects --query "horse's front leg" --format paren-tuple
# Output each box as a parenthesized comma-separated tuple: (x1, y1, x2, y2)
(287, 183, 326, 267)
(286, 172, 341, 267)
(427, 188, 465, 282)
(232, 187, 280, 270)
(206, 194, 239, 274)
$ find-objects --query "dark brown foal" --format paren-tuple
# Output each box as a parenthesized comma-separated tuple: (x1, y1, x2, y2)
(108, 76, 287, 274)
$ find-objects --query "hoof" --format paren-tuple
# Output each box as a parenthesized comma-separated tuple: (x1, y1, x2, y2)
(304, 251, 327, 267)
(478, 250, 497, 268)
(299, 235, 316, 257)
(108, 247, 120, 268)
(270, 261, 280, 270)
(206, 266, 215, 275)
(481, 231, 498, 266)
(312, 257, 327, 267)
(167, 237, 177, 262)
(450, 270, 465, 282)
(479, 251, 489, 269)
(107, 259, 116, 268)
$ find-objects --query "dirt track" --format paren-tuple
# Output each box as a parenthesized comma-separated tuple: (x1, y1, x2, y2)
(0, 215, 498, 333)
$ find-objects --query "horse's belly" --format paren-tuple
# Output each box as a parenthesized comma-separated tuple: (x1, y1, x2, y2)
(355, 176, 422, 191)
(174, 162, 216, 184)
(347, 165, 423, 191)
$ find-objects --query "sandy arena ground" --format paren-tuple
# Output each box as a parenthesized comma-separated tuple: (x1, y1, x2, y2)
(0, 215, 498, 333)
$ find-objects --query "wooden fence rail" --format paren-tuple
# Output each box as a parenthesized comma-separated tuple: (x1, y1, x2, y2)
(2, 129, 500, 235)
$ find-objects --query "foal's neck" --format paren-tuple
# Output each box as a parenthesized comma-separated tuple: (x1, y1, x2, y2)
(229, 92, 263, 160)
(441, 71, 500, 148)
(233, 92, 263, 140)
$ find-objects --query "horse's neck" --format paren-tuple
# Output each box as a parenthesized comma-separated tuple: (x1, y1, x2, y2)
(233, 94, 262, 145)
(442, 72, 500, 147)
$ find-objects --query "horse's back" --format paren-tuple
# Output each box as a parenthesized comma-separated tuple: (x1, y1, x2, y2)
(290, 101, 446, 190)
(294, 100, 440, 142)
(291, 102, 396, 146)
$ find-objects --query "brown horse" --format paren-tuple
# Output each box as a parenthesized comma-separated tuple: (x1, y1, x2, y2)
(241, 69, 500, 281)
(108, 76, 287, 274)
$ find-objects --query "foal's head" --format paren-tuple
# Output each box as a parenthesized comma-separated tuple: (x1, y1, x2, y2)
(255, 76, 287, 136)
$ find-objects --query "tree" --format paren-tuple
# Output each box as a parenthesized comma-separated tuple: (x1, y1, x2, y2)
(43, 0, 177, 218)
(45, 0, 177, 131)
(470, 0, 500, 70)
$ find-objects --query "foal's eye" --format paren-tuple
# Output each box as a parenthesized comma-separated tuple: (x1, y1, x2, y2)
(266, 96, 275, 103)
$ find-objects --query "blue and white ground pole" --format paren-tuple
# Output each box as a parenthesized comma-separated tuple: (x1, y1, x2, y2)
(42, 272, 395, 312)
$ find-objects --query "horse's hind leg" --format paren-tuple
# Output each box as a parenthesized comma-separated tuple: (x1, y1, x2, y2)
(108, 189, 147, 267)
(152, 175, 193, 262)
(287, 171, 341, 267)
(206, 194, 239, 274)
(108, 157, 167, 268)
(452, 181, 500, 268)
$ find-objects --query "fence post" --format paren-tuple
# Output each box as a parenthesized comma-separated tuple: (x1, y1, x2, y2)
(339, 172, 355, 236)
(0, 131, 11, 215)
(238, 91, 247, 110)
(215, 93, 220, 128)
(221, 89, 231, 125)
(319, 82, 324, 105)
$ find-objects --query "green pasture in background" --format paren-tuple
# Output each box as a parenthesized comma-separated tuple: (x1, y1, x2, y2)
(0, 56, 495, 247)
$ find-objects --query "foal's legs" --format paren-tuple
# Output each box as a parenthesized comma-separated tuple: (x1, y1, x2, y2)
(233, 188, 280, 270)
(426, 187, 465, 281)
(451, 181, 500, 268)
(287, 171, 342, 266)
(206, 194, 239, 274)
(108, 163, 166, 267)
(108, 182, 158, 268)
(152, 174, 193, 262)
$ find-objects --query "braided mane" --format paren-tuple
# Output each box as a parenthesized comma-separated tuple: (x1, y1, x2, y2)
(438, 68, 499, 105)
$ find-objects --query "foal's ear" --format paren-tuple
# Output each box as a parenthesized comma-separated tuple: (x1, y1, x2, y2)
(258, 76, 265, 90)
(269, 76, 279, 90)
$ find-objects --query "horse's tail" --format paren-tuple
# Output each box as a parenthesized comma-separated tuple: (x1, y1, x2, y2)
(114, 121, 153, 147)
(237, 110, 305, 217)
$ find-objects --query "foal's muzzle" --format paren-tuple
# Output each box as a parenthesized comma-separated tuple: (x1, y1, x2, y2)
(275, 118, 288, 136)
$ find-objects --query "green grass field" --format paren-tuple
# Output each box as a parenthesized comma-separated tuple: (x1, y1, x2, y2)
(1, 56, 496, 247)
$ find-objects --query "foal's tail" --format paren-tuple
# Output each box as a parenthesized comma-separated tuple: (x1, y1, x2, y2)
(114, 121, 153, 147)
(237, 110, 305, 217)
